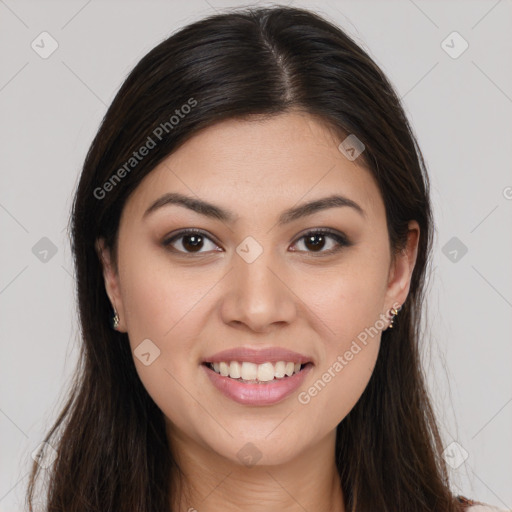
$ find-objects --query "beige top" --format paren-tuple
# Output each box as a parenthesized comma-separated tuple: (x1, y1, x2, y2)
(467, 504, 510, 511)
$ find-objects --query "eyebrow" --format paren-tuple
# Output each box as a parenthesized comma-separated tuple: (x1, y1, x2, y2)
(143, 192, 366, 225)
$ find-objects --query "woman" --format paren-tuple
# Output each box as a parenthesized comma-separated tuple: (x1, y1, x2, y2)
(25, 5, 507, 511)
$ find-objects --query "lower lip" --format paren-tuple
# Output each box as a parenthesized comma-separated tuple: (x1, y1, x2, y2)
(202, 363, 313, 406)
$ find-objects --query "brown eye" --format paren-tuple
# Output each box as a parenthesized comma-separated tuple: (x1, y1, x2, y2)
(291, 229, 351, 255)
(163, 229, 220, 254)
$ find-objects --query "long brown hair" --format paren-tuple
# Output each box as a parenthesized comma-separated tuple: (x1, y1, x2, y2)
(26, 6, 463, 511)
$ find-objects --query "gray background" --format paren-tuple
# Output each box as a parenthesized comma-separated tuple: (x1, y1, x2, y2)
(1, 0, 511, 510)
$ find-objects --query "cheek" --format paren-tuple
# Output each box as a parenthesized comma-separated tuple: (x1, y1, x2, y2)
(302, 251, 388, 343)
(117, 255, 207, 430)
(299, 300, 382, 431)
(295, 255, 386, 423)
(300, 340, 380, 433)
(116, 243, 219, 412)
(118, 240, 209, 340)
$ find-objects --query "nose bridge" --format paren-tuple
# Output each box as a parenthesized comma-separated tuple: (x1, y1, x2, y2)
(234, 234, 283, 296)
(222, 234, 295, 329)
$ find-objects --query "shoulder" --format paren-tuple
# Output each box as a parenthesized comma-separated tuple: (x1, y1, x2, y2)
(457, 496, 510, 512)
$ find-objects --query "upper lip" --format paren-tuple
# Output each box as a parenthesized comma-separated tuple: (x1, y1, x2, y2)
(202, 347, 314, 365)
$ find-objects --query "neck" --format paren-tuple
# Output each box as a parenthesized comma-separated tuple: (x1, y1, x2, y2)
(168, 428, 346, 512)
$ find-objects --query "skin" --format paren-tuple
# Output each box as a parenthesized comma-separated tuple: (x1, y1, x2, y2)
(97, 111, 419, 512)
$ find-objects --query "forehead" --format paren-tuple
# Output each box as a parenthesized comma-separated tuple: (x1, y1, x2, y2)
(122, 112, 384, 226)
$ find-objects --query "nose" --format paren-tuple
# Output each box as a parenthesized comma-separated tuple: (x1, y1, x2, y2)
(220, 245, 297, 333)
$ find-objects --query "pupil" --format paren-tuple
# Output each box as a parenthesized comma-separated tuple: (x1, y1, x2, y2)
(184, 234, 203, 252)
(305, 233, 325, 251)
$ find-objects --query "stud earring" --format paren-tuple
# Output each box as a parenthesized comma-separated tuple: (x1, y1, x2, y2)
(387, 304, 402, 330)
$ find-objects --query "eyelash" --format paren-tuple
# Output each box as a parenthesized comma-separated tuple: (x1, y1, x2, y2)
(162, 228, 351, 256)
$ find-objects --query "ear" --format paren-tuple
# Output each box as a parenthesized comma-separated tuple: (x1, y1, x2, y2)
(95, 237, 127, 332)
(383, 221, 420, 320)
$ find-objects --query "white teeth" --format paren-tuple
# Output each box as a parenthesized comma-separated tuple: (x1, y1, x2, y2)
(229, 361, 241, 379)
(208, 360, 305, 381)
(257, 362, 275, 382)
(241, 362, 258, 380)
(274, 361, 286, 378)
(219, 362, 229, 377)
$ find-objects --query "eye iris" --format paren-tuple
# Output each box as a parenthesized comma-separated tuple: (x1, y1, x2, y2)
(183, 234, 203, 252)
(305, 233, 326, 252)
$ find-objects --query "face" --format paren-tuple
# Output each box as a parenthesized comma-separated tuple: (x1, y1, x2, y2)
(97, 112, 419, 468)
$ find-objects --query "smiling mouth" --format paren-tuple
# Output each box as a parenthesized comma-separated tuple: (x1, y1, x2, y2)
(202, 361, 313, 384)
